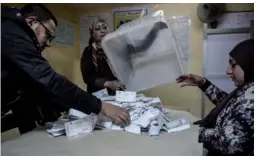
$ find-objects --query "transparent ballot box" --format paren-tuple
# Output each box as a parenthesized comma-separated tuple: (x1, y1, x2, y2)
(102, 16, 185, 92)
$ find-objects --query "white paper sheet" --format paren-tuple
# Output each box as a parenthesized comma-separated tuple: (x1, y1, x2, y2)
(65, 119, 94, 137)
(145, 97, 161, 107)
(111, 124, 124, 131)
(97, 121, 112, 129)
(135, 108, 160, 128)
(92, 89, 109, 98)
(165, 119, 190, 133)
(115, 91, 137, 102)
(68, 109, 87, 119)
(46, 128, 65, 134)
(48, 130, 66, 137)
(149, 124, 161, 136)
(167, 124, 190, 133)
(46, 120, 67, 136)
(49, 89, 189, 137)
(101, 96, 116, 101)
(125, 124, 141, 134)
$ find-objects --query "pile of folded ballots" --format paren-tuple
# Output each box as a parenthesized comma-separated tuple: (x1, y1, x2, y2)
(46, 89, 190, 137)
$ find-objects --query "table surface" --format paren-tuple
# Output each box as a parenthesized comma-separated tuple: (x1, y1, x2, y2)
(1, 109, 203, 156)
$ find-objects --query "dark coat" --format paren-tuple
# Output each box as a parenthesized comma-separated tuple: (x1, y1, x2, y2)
(80, 46, 117, 95)
(1, 6, 102, 133)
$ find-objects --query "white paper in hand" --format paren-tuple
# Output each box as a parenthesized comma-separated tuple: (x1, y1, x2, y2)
(115, 91, 136, 102)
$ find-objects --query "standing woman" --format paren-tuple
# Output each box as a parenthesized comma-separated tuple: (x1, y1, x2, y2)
(81, 18, 125, 95)
(177, 39, 254, 155)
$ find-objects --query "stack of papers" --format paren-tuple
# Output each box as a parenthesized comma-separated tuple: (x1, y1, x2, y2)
(46, 114, 98, 137)
(46, 119, 67, 137)
(46, 89, 190, 137)
(65, 114, 98, 137)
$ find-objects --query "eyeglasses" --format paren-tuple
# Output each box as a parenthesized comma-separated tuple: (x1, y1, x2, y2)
(38, 20, 55, 42)
(94, 24, 108, 32)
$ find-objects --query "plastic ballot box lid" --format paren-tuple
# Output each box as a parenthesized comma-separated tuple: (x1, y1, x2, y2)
(102, 16, 184, 92)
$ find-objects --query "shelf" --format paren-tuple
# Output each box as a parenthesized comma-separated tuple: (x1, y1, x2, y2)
(206, 27, 251, 35)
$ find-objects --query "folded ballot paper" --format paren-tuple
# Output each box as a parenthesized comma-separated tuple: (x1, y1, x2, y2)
(46, 89, 190, 137)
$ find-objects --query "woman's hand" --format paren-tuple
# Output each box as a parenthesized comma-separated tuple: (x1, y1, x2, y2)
(104, 80, 126, 91)
(176, 74, 205, 87)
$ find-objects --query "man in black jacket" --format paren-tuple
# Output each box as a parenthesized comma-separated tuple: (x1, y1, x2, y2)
(1, 4, 130, 134)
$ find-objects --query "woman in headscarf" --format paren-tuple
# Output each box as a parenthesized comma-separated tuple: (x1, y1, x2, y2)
(81, 18, 125, 95)
(176, 39, 254, 156)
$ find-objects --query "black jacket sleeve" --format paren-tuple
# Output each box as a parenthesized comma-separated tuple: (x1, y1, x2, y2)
(1, 33, 102, 115)
(80, 47, 107, 89)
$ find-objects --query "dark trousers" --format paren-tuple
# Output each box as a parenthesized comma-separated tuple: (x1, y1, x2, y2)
(1, 97, 37, 134)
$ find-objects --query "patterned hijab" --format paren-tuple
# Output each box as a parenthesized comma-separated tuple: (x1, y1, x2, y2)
(229, 39, 254, 84)
(194, 39, 254, 128)
(89, 18, 108, 71)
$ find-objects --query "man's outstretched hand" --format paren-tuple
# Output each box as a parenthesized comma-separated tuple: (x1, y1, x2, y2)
(101, 102, 130, 126)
